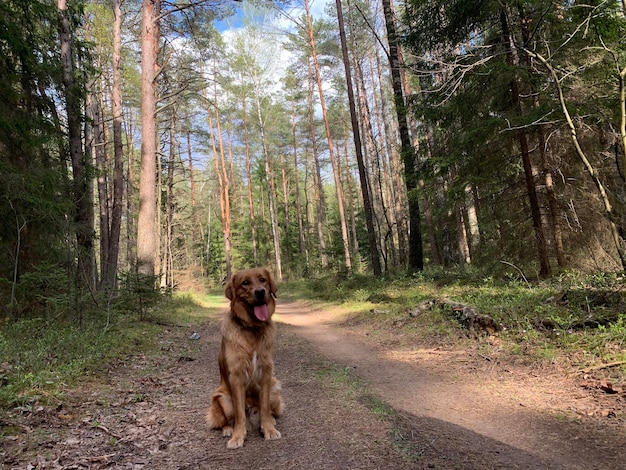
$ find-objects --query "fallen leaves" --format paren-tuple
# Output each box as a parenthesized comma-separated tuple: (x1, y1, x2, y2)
(580, 377, 624, 395)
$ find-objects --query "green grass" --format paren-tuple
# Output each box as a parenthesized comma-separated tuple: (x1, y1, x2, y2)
(282, 268, 626, 372)
(0, 292, 218, 410)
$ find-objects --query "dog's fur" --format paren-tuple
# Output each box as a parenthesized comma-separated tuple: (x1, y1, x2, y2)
(206, 268, 284, 449)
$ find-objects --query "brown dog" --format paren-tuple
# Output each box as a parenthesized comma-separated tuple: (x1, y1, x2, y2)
(206, 268, 284, 449)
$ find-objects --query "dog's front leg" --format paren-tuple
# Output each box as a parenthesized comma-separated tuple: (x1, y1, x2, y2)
(227, 374, 247, 449)
(259, 366, 281, 440)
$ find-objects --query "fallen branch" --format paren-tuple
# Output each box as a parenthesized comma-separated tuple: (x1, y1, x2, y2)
(580, 361, 626, 374)
(83, 418, 123, 440)
(407, 298, 500, 334)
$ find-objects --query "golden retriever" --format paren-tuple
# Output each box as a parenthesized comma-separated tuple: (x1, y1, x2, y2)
(206, 267, 284, 449)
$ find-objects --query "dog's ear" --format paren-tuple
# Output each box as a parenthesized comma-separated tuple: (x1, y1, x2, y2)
(224, 274, 237, 300)
(265, 269, 278, 297)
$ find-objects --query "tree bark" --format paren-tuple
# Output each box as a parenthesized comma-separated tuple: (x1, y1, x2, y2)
(242, 90, 259, 266)
(305, 0, 352, 271)
(106, 0, 125, 290)
(58, 0, 95, 289)
(137, 0, 159, 277)
(308, 58, 328, 269)
(336, 0, 381, 275)
(381, 0, 423, 271)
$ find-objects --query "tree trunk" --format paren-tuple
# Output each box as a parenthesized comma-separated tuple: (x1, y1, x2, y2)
(355, 56, 384, 266)
(106, 0, 125, 291)
(456, 203, 471, 265)
(417, 75, 443, 266)
(500, 8, 551, 276)
(137, 0, 159, 277)
(336, 0, 381, 275)
(305, 0, 351, 271)
(242, 92, 259, 266)
(538, 129, 566, 267)
(126, 110, 137, 271)
(164, 116, 177, 289)
(258, 103, 282, 279)
(619, 1, 626, 183)
(290, 98, 307, 263)
(91, 80, 109, 288)
(187, 131, 196, 208)
(381, 0, 423, 271)
(280, 153, 290, 232)
(465, 185, 481, 251)
(342, 125, 360, 267)
(308, 58, 328, 269)
(58, 0, 95, 290)
(206, 83, 232, 280)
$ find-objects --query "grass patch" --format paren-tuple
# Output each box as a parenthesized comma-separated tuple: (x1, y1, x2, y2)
(282, 269, 626, 372)
(0, 292, 217, 410)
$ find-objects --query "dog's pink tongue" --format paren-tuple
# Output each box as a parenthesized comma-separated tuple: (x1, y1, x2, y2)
(254, 304, 269, 321)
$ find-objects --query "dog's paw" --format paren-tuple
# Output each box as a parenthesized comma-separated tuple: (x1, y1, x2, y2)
(227, 433, 245, 449)
(261, 424, 281, 441)
(221, 425, 233, 438)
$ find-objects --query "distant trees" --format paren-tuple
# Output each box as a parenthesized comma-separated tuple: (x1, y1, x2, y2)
(3, 0, 626, 320)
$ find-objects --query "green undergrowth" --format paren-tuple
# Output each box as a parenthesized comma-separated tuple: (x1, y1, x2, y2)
(282, 268, 626, 372)
(0, 292, 222, 410)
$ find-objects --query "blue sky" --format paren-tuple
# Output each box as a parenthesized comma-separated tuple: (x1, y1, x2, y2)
(214, 0, 332, 34)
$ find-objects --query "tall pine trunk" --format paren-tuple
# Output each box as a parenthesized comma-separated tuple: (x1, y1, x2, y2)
(58, 0, 95, 290)
(305, 0, 352, 271)
(164, 116, 176, 288)
(308, 59, 328, 269)
(242, 92, 259, 266)
(290, 99, 307, 263)
(500, 9, 551, 276)
(206, 83, 232, 280)
(137, 0, 159, 278)
(336, 0, 381, 275)
(382, 0, 423, 271)
(106, 0, 125, 291)
(91, 80, 109, 287)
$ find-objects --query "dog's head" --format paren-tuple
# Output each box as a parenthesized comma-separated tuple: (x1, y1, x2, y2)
(224, 268, 277, 325)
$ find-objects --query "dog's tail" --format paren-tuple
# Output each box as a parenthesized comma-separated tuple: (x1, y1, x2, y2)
(207, 391, 233, 429)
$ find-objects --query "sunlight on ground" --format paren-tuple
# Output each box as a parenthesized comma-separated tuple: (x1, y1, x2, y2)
(382, 348, 467, 366)
(167, 292, 228, 323)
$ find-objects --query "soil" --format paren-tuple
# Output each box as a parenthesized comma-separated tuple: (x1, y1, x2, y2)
(1, 299, 625, 469)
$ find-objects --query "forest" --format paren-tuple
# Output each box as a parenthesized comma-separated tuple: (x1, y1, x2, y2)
(1, 0, 626, 314)
(2, 2, 626, 466)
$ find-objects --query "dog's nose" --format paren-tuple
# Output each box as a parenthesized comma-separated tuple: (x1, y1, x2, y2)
(254, 288, 266, 300)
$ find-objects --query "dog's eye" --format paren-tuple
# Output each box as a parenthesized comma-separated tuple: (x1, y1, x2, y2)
(259, 277, 266, 283)
(242, 280, 250, 286)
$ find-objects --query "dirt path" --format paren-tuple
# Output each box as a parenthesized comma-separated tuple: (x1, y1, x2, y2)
(274, 300, 625, 470)
(2, 299, 624, 469)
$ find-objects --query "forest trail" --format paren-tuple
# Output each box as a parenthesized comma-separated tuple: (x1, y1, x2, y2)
(275, 300, 625, 469)
(2, 299, 624, 469)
